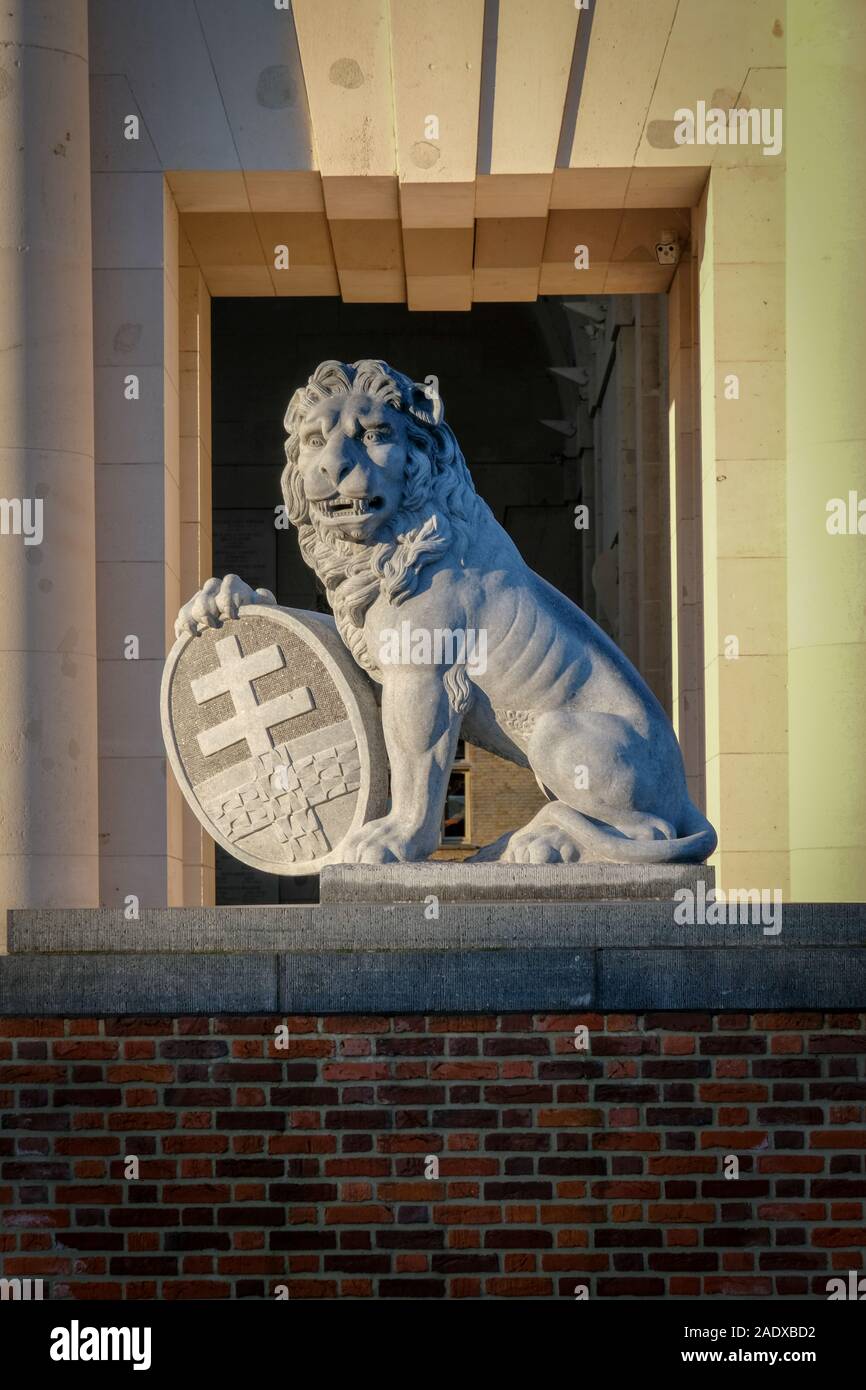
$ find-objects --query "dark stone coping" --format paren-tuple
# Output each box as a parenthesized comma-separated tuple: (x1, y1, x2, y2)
(1, 902, 864, 1014)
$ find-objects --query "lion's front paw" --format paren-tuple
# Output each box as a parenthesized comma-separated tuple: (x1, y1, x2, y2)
(174, 575, 276, 639)
(337, 816, 427, 865)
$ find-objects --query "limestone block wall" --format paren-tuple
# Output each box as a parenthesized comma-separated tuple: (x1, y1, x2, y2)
(697, 148, 789, 897)
(91, 171, 183, 910)
(786, 3, 866, 901)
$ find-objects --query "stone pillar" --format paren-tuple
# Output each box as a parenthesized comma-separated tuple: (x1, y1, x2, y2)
(0, 0, 99, 938)
(179, 261, 215, 906)
(92, 176, 181, 910)
(616, 323, 639, 667)
(576, 405, 596, 623)
(634, 295, 670, 714)
(667, 255, 706, 816)
(786, 0, 866, 900)
(696, 140, 788, 894)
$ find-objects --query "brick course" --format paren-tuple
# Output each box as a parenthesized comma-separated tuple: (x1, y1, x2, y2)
(1, 1012, 864, 1300)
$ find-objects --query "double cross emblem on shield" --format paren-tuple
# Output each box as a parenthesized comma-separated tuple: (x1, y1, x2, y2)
(191, 634, 314, 759)
(161, 605, 388, 875)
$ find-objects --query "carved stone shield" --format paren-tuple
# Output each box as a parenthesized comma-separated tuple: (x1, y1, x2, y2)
(161, 605, 388, 875)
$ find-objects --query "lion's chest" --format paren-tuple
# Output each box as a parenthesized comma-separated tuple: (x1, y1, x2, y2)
(364, 570, 471, 650)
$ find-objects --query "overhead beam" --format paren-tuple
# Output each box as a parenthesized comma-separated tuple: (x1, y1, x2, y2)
(293, 0, 402, 299)
(292, 0, 395, 180)
(566, 0, 679, 169)
(402, 228, 475, 311)
(539, 210, 621, 295)
(477, 0, 580, 285)
(473, 218, 547, 302)
(253, 213, 340, 296)
(181, 212, 273, 296)
(390, 0, 483, 227)
(489, 0, 580, 175)
(389, 0, 483, 308)
(540, 206, 690, 296)
(327, 219, 405, 303)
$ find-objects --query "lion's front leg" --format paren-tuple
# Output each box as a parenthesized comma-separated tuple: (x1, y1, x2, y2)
(337, 666, 460, 864)
(333, 812, 428, 865)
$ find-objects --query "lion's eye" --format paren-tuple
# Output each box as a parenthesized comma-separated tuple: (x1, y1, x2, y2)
(364, 428, 387, 445)
(306, 434, 325, 448)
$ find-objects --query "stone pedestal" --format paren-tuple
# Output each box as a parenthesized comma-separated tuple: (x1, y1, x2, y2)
(2, 895, 863, 1015)
(319, 862, 715, 903)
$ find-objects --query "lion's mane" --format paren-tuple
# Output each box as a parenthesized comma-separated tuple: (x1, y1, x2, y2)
(281, 359, 487, 682)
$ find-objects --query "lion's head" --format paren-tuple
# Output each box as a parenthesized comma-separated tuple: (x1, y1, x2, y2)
(281, 359, 485, 677)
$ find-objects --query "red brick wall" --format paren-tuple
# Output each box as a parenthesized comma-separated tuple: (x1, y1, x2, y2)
(1, 1012, 864, 1300)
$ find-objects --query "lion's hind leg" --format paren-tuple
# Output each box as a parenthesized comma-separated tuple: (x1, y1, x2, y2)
(467, 705, 682, 864)
(528, 708, 680, 840)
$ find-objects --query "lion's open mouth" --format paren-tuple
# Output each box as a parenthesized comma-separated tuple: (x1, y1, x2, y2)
(315, 496, 384, 517)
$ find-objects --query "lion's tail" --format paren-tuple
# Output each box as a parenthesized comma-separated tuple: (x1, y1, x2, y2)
(550, 799, 717, 865)
(470, 800, 717, 865)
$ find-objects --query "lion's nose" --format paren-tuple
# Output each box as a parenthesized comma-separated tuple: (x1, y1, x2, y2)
(321, 441, 364, 488)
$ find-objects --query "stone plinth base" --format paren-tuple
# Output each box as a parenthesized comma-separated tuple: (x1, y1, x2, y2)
(320, 862, 715, 903)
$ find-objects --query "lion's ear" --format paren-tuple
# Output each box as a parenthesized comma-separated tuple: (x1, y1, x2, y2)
(408, 376, 444, 428)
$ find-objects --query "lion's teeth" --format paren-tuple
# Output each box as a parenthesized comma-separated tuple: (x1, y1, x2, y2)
(319, 496, 371, 516)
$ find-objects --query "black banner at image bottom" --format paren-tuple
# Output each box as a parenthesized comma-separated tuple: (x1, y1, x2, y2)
(2, 1294, 861, 1377)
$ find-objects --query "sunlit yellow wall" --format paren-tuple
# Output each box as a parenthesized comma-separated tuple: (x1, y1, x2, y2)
(696, 115, 789, 897)
(786, 1, 866, 899)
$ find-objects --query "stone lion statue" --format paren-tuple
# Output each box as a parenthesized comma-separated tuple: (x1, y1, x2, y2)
(176, 359, 717, 866)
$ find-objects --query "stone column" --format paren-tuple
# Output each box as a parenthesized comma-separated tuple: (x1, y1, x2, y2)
(576, 405, 596, 623)
(92, 177, 181, 911)
(0, 0, 99, 937)
(786, 0, 866, 900)
(616, 322, 639, 667)
(634, 295, 670, 714)
(667, 255, 706, 816)
(179, 262, 215, 906)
